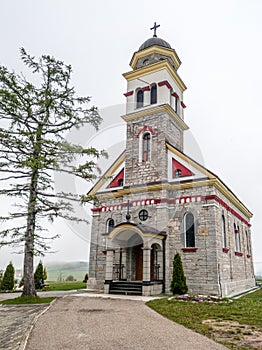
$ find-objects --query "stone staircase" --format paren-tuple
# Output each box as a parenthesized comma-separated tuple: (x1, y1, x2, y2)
(109, 281, 142, 295)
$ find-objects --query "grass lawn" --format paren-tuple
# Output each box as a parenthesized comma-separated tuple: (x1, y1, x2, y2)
(1, 296, 56, 305)
(43, 280, 86, 291)
(147, 288, 262, 350)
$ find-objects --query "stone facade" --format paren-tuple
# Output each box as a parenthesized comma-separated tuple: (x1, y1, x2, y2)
(87, 34, 255, 297)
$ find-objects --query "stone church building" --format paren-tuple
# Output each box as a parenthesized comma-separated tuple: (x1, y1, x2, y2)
(88, 26, 255, 297)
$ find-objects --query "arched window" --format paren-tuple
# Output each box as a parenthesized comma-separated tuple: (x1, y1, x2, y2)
(142, 132, 151, 162)
(234, 223, 241, 252)
(222, 214, 227, 248)
(174, 169, 182, 178)
(150, 84, 157, 104)
(185, 212, 195, 248)
(118, 179, 123, 187)
(136, 89, 144, 108)
(245, 230, 250, 255)
(106, 218, 115, 233)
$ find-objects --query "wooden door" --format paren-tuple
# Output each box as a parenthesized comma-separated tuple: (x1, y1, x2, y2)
(135, 244, 143, 280)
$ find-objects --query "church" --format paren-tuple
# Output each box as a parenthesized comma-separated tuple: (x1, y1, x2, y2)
(87, 24, 256, 297)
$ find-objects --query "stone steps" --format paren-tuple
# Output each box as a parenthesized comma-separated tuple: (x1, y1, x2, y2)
(109, 281, 142, 295)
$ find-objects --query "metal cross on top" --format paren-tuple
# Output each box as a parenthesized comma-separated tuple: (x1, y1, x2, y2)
(150, 22, 160, 37)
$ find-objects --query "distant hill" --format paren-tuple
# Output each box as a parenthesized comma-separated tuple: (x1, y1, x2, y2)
(45, 261, 88, 281)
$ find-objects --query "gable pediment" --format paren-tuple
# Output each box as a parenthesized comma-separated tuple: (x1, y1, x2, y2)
(167, 143, 215, 183)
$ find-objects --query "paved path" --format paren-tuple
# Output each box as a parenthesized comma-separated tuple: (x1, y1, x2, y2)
(0, 304, 47, 350)
(0, 291, 83, 350)
(26, 294, 227, 350)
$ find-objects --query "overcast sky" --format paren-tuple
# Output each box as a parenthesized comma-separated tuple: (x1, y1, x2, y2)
(1, 0, 262, 274)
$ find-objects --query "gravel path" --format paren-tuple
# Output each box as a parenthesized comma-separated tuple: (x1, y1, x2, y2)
(26, 295, 227, 350)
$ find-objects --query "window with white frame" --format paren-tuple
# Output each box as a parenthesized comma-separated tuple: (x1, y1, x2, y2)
(106, 218, 115, 233)
(222, 214, 227, 248)
(150, 84, 157, 104)
(184, 212, 195, 248)
(245, 230, 250, 255)
(234, 223, 241, 252)
(136, 89, 144, 108)
(142, 132, 151, 162)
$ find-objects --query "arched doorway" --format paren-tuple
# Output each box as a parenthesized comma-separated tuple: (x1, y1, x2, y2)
(104, 222, 166, 295)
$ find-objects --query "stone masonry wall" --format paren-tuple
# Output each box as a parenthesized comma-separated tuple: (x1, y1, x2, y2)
(125, 111, 183, 187)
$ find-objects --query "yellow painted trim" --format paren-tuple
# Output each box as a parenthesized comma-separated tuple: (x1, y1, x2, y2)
(130, 46, 181, 70)
(97, 181, 210, 200)
(166, 143, 215, 179)
(96, 178, 252, 219)
(213, 179, 252, 218)
(107, 224, 164, 240)
(122, 104, 189, 131)
(123, 60, 187, 92)
(88, 151, 126, 196)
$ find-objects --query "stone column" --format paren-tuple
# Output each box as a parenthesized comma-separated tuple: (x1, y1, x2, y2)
(158, 249, 163, 281)
(122, 249, 127, 280)
(104, 249, 114, 293)
(144, 89, 151, 107)
(142, 247, 151, 296)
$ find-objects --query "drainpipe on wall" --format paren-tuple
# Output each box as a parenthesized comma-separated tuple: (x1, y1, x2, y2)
(162, 234, 167, 294)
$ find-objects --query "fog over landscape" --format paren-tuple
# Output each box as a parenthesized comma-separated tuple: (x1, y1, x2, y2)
(0, 1, 262, 276)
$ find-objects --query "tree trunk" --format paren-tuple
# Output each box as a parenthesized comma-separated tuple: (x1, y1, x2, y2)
(22, 168, 38, 297)
(22, 239, 36, 296)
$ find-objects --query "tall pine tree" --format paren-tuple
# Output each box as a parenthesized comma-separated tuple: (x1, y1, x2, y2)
(0, 49, 104, 296)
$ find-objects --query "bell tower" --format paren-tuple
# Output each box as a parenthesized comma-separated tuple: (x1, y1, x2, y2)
(122, 24, 189, 187)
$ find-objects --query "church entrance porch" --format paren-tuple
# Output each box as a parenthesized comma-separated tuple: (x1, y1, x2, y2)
(103, 222, 166, 296)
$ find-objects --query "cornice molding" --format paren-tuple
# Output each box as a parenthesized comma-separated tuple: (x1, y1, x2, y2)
(95, 178, 252, 219)
(130, 46, 181, 70)
(123, 60, 187, 92)
(121, 104, 189, 131)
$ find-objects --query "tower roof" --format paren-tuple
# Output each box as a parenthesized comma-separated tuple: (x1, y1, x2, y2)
(138, 37, 171, 51)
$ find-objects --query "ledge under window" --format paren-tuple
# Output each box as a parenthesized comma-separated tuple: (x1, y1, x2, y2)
(223, 248, 229, 253)
(182, 248, 198, 253)
(235, 252, 243, 257)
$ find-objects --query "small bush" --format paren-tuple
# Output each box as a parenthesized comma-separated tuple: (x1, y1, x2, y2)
(1, 262, 15, 291)
(83, 273, 88, 283)
(34, 261, 44, 289)
(65, 275, 75, 281)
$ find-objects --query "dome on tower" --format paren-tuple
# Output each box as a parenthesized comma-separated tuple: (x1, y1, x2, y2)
(138, 37, 172, 51)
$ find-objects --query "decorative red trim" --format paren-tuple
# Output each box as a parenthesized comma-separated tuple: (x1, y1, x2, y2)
(223, 248, 229, 253)
(136, 125, 156, 138)
(181, 101, 186, 108)
(247, 254, 251, 258)
(141, 86, 150, 92)
(171, 92, 179, 98)
(92, 207, 102, 212)
(158, 80, 172, 89)
(124, 91, 134, 97)
(182, 248, 198, 253)
(91, 195, 251, 229)
(235, 252, 243, 257)
(204, 195, 251, 227)
(234, 229, 239, 233)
